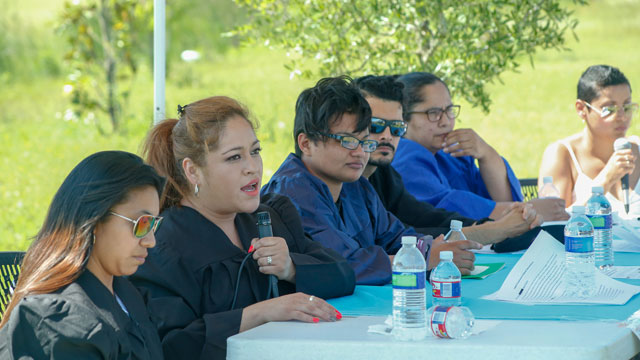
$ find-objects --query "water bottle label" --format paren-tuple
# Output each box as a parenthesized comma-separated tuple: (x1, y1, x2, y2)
(392, 271, 426, 290)
(565, 235, 594, 253)
(586, 214, 612, 230)
(430, 306, 452, 338)
(432, 280, 461, 298)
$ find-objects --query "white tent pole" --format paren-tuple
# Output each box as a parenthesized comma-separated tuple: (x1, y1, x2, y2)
(153, 0, 166, 124)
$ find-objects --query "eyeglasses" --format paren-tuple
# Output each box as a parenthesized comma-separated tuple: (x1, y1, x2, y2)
(370, 117, 408, 137)
(109, 212, 163, 239)
(407, 104, 461, 123)
(584, 101, 639, 118)
(318, 132, 378, 153)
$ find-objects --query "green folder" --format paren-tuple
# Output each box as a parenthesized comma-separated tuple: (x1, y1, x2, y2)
(462, 262, 505, 279)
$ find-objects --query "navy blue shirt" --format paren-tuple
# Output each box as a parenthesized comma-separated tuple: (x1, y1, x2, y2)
(262, 153, 425, 285)
(392, 138, 523, 219)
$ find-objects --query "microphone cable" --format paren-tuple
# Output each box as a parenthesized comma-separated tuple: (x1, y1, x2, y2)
(230, 251, 254, 310)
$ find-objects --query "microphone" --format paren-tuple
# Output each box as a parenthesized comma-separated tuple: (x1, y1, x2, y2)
(257, 211, 279, 298)
(614, 138, 632, 214)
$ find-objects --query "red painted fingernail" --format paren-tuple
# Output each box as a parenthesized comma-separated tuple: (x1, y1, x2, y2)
(335, 310, 342, 320)
(312, 317, 319, 323)
(248, 245, 254, 253)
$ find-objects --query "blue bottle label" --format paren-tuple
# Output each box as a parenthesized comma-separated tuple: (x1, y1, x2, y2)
(392, 271, 426, 290)
(565, 235, 594, 253)
(431, 280, 461, 298)
(586, 214, 612, 230)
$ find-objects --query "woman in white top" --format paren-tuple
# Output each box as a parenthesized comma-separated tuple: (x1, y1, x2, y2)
(539, 65, 640, 216)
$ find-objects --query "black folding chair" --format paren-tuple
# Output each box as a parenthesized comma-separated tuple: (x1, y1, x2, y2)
(519, 178, 539, 202)
(0, 251, 25, 316)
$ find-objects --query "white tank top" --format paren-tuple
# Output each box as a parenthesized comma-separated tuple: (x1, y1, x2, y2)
(561, 139, 640, 218)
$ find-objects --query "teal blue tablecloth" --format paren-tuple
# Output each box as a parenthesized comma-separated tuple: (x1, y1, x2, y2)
(328, 252, 640, 321)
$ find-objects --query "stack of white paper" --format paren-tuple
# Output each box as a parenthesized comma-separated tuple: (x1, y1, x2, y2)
(613, 216, 640, 252)
(483, 231, 640, 305)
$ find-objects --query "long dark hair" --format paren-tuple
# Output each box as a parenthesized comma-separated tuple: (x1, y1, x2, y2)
(0, 151, 164, 327)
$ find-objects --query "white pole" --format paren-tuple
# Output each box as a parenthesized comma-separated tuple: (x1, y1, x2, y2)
(153, 0, 166, 124)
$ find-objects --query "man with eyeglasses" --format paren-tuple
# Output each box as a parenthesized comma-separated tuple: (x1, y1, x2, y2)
(355, 75, 543, 247)
(263, 76, 482, 285)
(540, 64, 640, 215)
(391, 72, 569, 222)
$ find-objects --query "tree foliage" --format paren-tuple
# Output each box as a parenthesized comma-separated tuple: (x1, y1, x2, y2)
(57, 0, 245, 133)
(58, 0, 153, 134)
(234, 0, 587, 112)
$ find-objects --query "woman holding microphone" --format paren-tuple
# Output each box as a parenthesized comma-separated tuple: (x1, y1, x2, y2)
(539, 65, 639, 215)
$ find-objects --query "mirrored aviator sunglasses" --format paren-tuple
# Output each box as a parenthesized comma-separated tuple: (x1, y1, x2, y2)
(371, 118, 407, 137)
(110, 212, 163, 238)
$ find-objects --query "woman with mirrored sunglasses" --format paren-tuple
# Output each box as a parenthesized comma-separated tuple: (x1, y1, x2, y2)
(130, 96, 355, 360)
(540, 65, 640, 216)
(0, 151, 165, 359)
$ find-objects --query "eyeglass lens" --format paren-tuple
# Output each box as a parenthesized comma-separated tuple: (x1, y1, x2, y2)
(604, 104, 639, 117)
(133, 215, 161, 238)
(426, 105, 460, 122)
(371, 118, 407, 136)
(339, 136, 377, 153)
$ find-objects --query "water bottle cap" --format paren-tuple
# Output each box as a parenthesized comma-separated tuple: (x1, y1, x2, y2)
(439, 251, 453, 260)
(543, 176, 553, 184)
(450, 220, 463, 230)
(591, 186, 604, 194)
(401, 236, 417, 245)
(572, 205, 585, 214)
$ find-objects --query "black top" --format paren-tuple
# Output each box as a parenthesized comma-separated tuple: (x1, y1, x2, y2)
(368, 165, 483, 235)
(129, 193, 355, 360)
(0, 270, 163, 360)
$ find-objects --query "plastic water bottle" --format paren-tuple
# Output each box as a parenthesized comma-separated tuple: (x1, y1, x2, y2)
(444, 220, 466, 242)
(427, 306, 475, 339)
(539, 176, 560, 198)
(586, 186, 613, 269)
(564, 205, 596, 298)
(429, 251, 461, 307)
(392, 236, 427, 341)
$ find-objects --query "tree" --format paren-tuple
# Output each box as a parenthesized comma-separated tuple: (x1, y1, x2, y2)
(58, 0, 153, 133)
(234, 0, 587, 112)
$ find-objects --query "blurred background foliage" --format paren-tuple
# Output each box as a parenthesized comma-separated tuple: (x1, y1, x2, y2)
(235, 0, 587, 112)
(0, 0, 639, 251)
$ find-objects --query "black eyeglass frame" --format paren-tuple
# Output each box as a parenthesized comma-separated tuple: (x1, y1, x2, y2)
(316, 132, 378, 153)
(406, 104, 461, 123)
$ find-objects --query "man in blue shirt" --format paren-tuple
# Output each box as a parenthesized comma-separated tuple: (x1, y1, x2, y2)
(355, 75, 543, 245)
(263, 76, 482, 285)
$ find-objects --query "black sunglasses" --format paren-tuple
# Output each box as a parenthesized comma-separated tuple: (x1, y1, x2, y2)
(370, 117, 408, 137)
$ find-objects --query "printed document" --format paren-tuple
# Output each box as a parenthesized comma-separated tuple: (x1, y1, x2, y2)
(602, 266, 640, 280)
(483, 231, 640, 304)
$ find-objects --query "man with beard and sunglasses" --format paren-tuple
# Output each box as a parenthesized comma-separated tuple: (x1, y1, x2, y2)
(355, 75, 545, 247)
(263, 76, 487, 285)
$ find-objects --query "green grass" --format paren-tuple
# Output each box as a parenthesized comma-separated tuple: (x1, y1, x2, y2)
(1, 0, 640, 251)
(461, 0, 640, 178)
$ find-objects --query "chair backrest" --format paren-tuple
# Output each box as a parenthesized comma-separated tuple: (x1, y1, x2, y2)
(519, 178, 539, 202)
(0, 251, 25, 315)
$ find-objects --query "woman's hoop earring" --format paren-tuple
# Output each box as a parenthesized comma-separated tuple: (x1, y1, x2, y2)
(194, 184, 200, 197)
